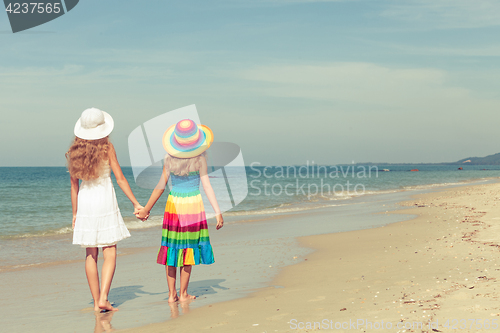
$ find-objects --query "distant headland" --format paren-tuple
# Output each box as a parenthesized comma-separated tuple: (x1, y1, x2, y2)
(357, 152, 500, 166)
(452, 152, 500, 165)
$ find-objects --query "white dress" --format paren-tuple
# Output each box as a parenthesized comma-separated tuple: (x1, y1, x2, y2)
(73, 162, 131, 247)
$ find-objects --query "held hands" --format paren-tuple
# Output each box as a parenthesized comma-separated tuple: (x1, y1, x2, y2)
(134, 204, 150, 221)
(216, 214, 224, 230)
(135, 206, 150, 221)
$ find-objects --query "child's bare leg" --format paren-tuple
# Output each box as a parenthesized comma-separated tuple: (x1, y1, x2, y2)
(85, 247, 100, 311)
(179, 265, 196, 301)
(166, 266, 179, 302)
(98, 245, 118, 311)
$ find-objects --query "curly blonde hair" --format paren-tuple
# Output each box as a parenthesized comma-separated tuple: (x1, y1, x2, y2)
(66, 137, 110, 180)
(165, 152, 206, 176)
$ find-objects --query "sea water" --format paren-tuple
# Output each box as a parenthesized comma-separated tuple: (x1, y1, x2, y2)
(0, 164, 499, 269)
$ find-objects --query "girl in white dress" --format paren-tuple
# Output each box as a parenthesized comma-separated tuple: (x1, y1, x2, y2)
(67, 108, 144, 312)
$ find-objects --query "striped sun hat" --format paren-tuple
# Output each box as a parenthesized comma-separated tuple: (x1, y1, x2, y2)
(162, 119, 214, 158)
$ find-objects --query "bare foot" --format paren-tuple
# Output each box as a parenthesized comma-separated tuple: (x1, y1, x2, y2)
(98, 300, 119, 312)
(168, 295, 179, 303)
(179, 294, 196, 302)
(94, 305, 101, 312)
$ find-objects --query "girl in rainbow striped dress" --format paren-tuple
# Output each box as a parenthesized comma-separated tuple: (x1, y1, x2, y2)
(136, 119, 223, 302)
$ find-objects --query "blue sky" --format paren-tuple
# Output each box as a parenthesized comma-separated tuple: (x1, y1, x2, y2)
(1, 0, 500, 166)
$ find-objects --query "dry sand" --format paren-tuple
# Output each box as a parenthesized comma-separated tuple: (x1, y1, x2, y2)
(123, 181, 500, 333)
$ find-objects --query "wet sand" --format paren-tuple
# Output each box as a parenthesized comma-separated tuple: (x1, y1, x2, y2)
(3, 181, 499, 332)
(122, 181, 500, 333)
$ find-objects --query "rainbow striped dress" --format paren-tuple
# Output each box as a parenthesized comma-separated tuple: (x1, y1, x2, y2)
(157, 171, 215, 267)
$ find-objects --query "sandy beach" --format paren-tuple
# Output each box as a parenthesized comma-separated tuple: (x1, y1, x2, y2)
(3, 180, 500, 332)
(121, 181, 500, 333)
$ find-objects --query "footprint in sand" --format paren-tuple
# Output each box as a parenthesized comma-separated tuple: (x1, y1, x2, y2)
(308, 296, 326, 302)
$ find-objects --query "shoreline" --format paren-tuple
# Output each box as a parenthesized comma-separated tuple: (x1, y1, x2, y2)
(2, 180, 499, 332)
(121, 180, 500, 333)
(1, 176, 496, 244)
(0, 183, 424, 332)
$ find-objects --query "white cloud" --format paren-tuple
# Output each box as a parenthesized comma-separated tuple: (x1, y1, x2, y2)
(381, 0, 500, 29)
(237, 62, 491, 111)
(0, 65, 166, 81)
(380, 43, 500, 57)
(234, 61, 500, 163)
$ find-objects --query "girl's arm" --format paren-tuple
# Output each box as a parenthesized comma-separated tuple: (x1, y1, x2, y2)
(200, 156, 224, 230)
(70, 176, 79, 229)
(108, 143, 142, 212)
(136, 164, 169, 219)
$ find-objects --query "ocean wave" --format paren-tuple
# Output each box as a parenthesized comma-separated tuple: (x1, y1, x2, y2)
(306, 188, 398, 202)
(0, 226, 75, 239)
(1, 217, 165, 240)
(303, 178, 492, 202)
(401, 179, 488, 191)
(122, 215, 163, 229)
(55, 226, 73, 234)
(2, 177, 495, 240)
(221, 203, 348, 217)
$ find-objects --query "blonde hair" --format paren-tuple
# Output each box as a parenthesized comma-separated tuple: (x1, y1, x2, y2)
(165, 152, 206, 176)
(66, 137, 110, 181)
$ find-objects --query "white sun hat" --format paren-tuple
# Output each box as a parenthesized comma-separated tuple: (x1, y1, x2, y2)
(74, 108, 114, 140)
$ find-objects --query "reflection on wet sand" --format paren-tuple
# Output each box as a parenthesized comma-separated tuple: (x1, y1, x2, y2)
(94, 311, 115, 333)
(168, 299, 192, 319)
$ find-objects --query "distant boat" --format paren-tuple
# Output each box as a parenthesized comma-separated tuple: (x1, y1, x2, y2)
(410, 169, 419, 172)
(458, 167, 463, 170)
(382, 169, 390, 172)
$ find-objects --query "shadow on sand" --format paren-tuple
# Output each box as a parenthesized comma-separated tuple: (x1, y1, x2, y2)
(107, 285, 166, 307)
(172, 278, 229, 300)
